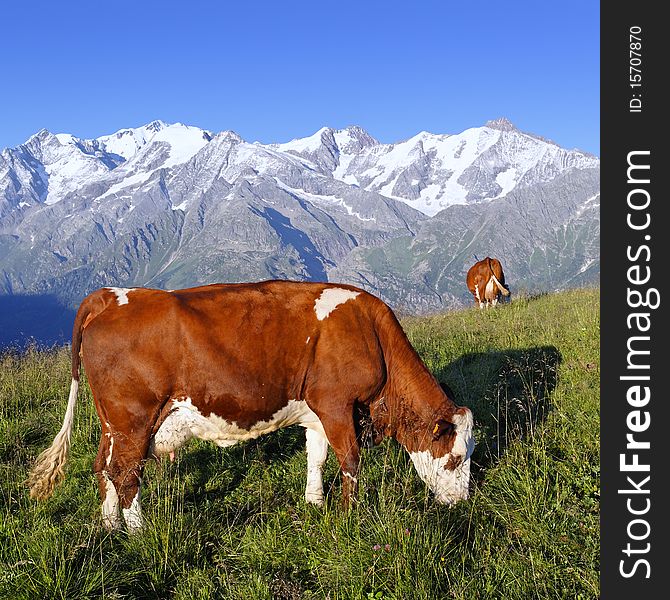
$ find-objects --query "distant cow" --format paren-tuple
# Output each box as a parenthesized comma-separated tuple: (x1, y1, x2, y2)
(466, 257, 510, 308)
(28, 281, 475, 532)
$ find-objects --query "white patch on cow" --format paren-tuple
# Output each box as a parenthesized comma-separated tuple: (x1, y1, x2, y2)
(305, 336, 310, 344)
(101, 471, 121, 530)
(106, 434, 114, 467)
(451, 409, 476, 461)
(106, 287, 134, 306)
(408, 409, 475, 505)
(304, 427, 329, 506)
(122, 489, 144, 533)
(151, 397, 324, 456)
(485, 278, 495, 303)
(314, 287, 360, 320)
(474, 283, 482, 308)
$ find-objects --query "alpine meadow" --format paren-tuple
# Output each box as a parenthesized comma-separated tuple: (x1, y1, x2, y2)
(0, 288, 600, 599)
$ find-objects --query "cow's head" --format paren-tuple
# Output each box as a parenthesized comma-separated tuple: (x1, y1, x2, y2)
(369, 384, 476, 505)
(407, 406, 475, 505)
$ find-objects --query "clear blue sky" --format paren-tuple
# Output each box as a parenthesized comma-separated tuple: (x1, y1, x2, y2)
(0, 1, 599, 155)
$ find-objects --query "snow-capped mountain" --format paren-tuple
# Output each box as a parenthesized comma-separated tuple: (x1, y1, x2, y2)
(0, 119, 599, 345)
(273, 118, 598, 216)
(0, 120, 215, 216)
(95, 119, 175, 160)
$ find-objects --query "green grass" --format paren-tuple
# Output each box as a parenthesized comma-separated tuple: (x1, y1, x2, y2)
(0, 288, 600, 599)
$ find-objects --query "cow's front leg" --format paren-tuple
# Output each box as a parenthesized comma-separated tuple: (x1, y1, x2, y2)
(304, 427, 329, 506)
(318, 413, 361, 508)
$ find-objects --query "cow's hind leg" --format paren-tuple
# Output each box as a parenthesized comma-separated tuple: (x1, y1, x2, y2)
(304, 426, 329, 506)
(100, 427, 151, 533)
(94, 427, 122, 531)
(474, 281, 485, 308)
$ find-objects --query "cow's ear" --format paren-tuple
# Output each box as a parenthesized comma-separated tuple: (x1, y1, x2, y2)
(432, 419, 454, 440)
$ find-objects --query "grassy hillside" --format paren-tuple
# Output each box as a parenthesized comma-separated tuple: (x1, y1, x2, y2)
(0, 288, 600, 599)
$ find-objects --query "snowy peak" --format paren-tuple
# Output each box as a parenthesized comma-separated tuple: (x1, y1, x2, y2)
(95, 122, 165, 160)
(144, 119, 169, 134)
(129, 123, 213, 168)
(269, 125, 380, 176)
(273, 125, 378, 156)
(95, 120, 212, 161)
(272, 127, 328, 154)
(215, 130, 244, 144)
(91, 123, 217, 205)
(2, 128, 119, 208)
(332, 125, 379, 151)
(20, 128, 66, 160)
(485, 117, 517, 131)
(0, 121, 219, 211)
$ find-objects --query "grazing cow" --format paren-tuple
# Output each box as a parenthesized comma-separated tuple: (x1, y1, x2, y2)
(466, 257, 510, 308)
(28, 280, 475, 532)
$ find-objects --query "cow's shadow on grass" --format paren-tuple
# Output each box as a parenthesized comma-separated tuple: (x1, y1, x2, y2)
(436, 345, 562, 481)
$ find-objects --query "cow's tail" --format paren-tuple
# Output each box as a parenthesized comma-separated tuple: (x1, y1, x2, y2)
(27, 299, 91, 500)
(27, 378, 79, 500)
(491, 273, 510, 297)
(487, 257, 510, 297)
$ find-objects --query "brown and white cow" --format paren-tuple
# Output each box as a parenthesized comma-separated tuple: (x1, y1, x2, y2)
(466, 257, 510, 308)
(28, 280, 475, 532)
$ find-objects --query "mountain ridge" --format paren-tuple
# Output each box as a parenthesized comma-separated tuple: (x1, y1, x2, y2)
(0, 118, 599, 342)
